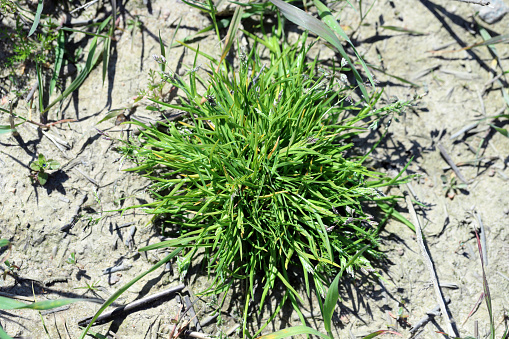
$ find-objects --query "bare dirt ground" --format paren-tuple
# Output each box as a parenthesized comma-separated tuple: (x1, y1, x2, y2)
(1, 0, 508, 338)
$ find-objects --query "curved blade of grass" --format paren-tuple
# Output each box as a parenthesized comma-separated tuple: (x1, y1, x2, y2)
(474, 229, 495, 339)
(489, 124, 508, 137)
(361, 330, 402, 339)
(0, 326, 12, 339)
(158, 30, 166, 73)
(42, 16, 112, 114)
(269, 0, 370, 101)
(59, 27, 109, 38)
(256, 325, 330, 339)
(49, 29, 65, 97)
(313, 0, 374, 90)
(36, 63, 44, 113)
(216, 6, 244, 72)
(0, 296, 87, 310)
(97, 108, 127, 124)
(0, 125, 16, 134)
(28, 0, 43, 37)
(323, 245, 369, 334)
(376, 201, 415, 232)
(79, 247, 183, 339)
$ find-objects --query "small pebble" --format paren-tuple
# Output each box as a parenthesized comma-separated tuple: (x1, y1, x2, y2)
(108, 273, 121, 285)
(503, 207, 509, 215)
(479, 0, 509, 24)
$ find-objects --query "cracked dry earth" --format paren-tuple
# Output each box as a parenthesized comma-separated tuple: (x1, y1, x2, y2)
(1, 0, 509, 338)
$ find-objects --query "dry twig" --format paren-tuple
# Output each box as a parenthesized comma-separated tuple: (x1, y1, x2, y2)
(405, 188, 458, 337)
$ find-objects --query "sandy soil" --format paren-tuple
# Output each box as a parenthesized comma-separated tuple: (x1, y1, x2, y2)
(1, 0, 508, 338)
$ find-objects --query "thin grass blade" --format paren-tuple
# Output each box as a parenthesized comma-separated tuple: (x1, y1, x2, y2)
(28, 0, 43, 37)
(79, 247, 183, 338)
(256, 325, 330, 339)
(0, 326, 12, 339)
(36, 63, 44, 113)
(360, 330, 402, 339)
(49, 29, 65, 97)
(43, 16, 112, 114)
(474, 229, 495, 339)
(269, 0, 371, 101)
(0, 296, 86, 310)
(323, 245, 369, 334)
(216, 6, 244, 72)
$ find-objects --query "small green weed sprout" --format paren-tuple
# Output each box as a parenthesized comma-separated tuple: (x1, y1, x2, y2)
(120, 34, 410, 334)
(65, 252, 77, 265)
(29, 153, 60, 185)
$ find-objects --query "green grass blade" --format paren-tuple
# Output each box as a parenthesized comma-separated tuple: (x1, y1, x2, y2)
(312, 0, 375, 87)
(376, 201, 415, 232)
(0, 296, 87, 310)
(0, 125, 16, 134)
(36, 63, 44, 113)
(43, 16, 112, 114)
(158, 30, 166, 73)
(474, 230, 495, 339)
(489, 124, 508, 137)
(215, 6, 243, 72)
(28, 0, 43, 37)
(0, 326, 12, 339)
(79, 247, 183, 338)
(49, 29, 65, 97)
(256, 325, 330, 339)
(323, 245, 369, 334)
(269, 0, 370, 101)
(360, 330, 402, 339)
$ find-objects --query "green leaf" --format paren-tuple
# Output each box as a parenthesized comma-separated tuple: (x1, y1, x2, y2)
(361, 330, 402, 339)
(79, 248, 183, 338)
(43, 16, 112, 114)
(97, 108, 127, 124)
(0, 239, 10, 248)
(38, 171, 48, 186)
(158, 30, 166, 73)
(489, 124, 508, 137)
(0, 325, 12, 339)
(0, 125, 15, 134)
(269, 0, 371, 101)
(376, 201, 415, 232)
(36, 63, 44, 113)
(28, 0, 43, 37)
(0, 296, 86, 310)
(49, 29, 65, 97)
(256, 325, 330, 339)
(323, 245, 369, 334)
(30, 162, 41, 171)
(48, 160, 60, 170)
(38, 153, 45, 165)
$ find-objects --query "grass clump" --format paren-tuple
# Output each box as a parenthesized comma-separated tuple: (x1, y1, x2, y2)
(121, 32, 410, 335)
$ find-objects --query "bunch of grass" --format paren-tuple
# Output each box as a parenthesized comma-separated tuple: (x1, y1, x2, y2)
(121, 30, 409, 334)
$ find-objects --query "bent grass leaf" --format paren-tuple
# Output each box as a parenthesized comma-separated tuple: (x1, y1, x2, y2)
(0, 296, 86, 310)
(43, 16, 112, 114)
(361, 330, 402, 339)
(97, 108, 127, 124)
(256, 325, 329, 339)
(269, 0, 371, 101)
(323, 245, 369, 334)
(28, 0, 43, 37)
(50, 29, 65, 97)
(0, 125, 15, 134)
(79, 247, 183, 338)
